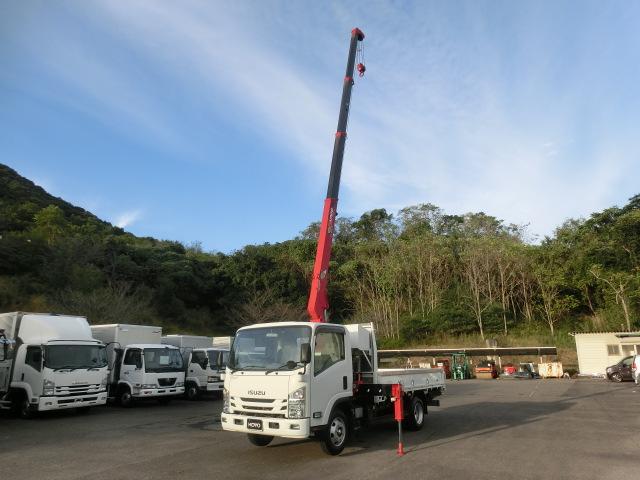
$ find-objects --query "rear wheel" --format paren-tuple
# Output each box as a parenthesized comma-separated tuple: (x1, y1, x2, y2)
(320, 410, 349, 455)
(611, 372, 623, 383)
(247, 434, 274, 447)
(403, 396, 425, 431)
(186, 383, 199, 401)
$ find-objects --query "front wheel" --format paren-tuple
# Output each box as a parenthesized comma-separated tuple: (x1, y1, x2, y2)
(320, 410, 349, 455)
(611, 372, 623, 383)
(403, 396, 426, 431)
(247, 434, 274, 447)
(18, 397, 36, 419)
(186, 383, 199, 401)
(119, 387, 134, 407)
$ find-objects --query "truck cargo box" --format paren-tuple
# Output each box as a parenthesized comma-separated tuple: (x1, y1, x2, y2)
(91, 324, 162, 348)
(162, 335, 213, 349)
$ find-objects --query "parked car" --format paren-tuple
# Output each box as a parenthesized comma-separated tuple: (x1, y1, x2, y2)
(632, 355, 640, 385)
(605, 356, 634, 382)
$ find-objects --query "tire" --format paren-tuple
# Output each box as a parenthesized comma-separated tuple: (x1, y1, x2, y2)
(186, 383, 199, 401)
(18, 397, 35, 419)
(119, 387, 134, 407)
(403, 396, 426, 431)
(247, 434, 274, 447)
(611, 372, 623, 383)
(158, 397, 171, 405)
(320, 410, 349, 455)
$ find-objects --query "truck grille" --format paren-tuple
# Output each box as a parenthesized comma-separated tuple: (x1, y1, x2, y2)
(231, 397, 287, 418)
(158, 378, 176, 387)
(55, 384, 101, 396)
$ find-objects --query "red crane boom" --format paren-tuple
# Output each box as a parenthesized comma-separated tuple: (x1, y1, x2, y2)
(307, 28, 365, 323)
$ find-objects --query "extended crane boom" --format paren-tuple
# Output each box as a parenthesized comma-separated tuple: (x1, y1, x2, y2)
(307, 28, 365, 323)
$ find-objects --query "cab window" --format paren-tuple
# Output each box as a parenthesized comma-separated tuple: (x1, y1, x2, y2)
(191, 351, 207, 365)
(123, 349, 142, 366)
(25, 346, 42, 372)
(314, 331, 345, 376)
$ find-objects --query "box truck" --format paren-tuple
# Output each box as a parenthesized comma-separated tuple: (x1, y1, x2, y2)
(0, 312, 108, 418)
(162, 335, 229, 399)
(91, 324, 185, 406)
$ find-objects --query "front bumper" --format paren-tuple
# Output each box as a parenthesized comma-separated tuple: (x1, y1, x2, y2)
(38, 391, 108, 411)
(221, 412, 310, 439)
(134, 386, 185, 398)
(206, 382, 224, 392)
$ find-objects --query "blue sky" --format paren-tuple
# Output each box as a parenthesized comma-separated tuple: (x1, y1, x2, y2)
(1, 1, 639, 252)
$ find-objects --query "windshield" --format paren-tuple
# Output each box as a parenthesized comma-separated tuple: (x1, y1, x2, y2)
(207, 349, 229, 370)
(229, 326, 311, 371)
(44, 344, 108, 370)
(143, 348, 184, 373)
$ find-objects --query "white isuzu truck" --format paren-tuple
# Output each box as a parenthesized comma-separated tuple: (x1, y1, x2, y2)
(90, 324, 185, 407)
(221, 322, 444, 454)
(0, 312, 109, 418)
(161, 335, 230, 400)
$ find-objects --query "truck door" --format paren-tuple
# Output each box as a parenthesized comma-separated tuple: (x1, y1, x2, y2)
(17, 346, 43, 397)
(189, 351, 207, 385)
(121, 348, 143, 386)
(310, 327, 351, 427)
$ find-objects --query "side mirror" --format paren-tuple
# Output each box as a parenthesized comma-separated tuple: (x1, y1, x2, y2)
(136, 359, 143, 369)
(300, 343, 311, 364)
(201, 360, 209, 370)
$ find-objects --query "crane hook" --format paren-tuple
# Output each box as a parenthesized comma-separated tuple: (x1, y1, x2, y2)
(357, 63, 366, 77)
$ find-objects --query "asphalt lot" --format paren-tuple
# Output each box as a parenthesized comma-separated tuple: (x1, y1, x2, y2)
(2, 379, 639, 480)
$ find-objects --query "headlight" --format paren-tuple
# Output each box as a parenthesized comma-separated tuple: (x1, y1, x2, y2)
(207, 376, 220, 382)
(101, 376, 108, 388)
(175, 382, 184, 387)
(43, 379, 55, 396)
(288, 387, 305, 419)
(141, 384, 156, 389)
(223, 388, 230, 413)
(289, 386, 305, 400)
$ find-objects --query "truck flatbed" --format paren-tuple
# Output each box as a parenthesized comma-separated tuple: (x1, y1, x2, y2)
(376, 367, 446, 391)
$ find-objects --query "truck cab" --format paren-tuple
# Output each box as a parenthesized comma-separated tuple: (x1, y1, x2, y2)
(221, 321, 444, 454)
(183, 348, 229, 400)
(109, 344, 185, 406)
(1, 312, 109, 418)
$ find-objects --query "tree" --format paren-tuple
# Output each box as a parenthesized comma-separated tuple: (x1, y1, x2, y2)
(460, 238, 495, 339)
(589, 266, 637, 331)
(33, 205, 69, 245)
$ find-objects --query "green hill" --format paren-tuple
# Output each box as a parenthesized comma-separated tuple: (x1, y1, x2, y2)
(0, 164, 112, 233)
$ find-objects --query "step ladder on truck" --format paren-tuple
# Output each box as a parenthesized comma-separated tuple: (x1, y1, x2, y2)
(220, 28, 445, 455)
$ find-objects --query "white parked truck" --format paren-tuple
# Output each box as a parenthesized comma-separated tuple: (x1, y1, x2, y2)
(162, 335, 229, 399)
(0, 312, 109, 418)
(90, 324, 185, 406)
(221, 322, 444, 454)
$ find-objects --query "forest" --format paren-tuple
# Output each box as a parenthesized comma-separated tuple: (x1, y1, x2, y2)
(1, 163, 639, 347)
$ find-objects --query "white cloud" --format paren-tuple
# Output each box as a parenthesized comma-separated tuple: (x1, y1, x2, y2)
(115, 209, 143, 229)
